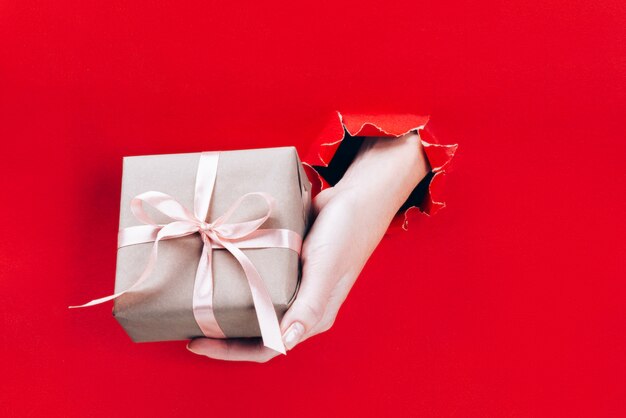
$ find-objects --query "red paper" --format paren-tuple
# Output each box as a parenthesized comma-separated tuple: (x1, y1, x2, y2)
(2, 0, 625, 416)
(303, 111, 458, 231)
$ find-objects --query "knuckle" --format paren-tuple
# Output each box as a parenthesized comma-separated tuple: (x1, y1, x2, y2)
(300, 299, 325, 325)
(319, 317, 336, 333)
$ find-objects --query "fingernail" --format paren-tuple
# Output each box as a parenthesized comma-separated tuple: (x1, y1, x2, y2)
(187, 342, 199, 355)
(282, 322, 305, 350)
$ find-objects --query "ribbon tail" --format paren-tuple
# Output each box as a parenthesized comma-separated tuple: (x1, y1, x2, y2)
(118, 224, 162, 248)
(219, 239, 286, 354)
(70, 221, 200, 309)
(192, 239, 226, 338)
(70, 234, 162, 309)
(68, 291, 127, 308)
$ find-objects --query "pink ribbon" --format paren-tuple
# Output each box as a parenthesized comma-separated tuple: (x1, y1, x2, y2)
(70, 152, 303, 354)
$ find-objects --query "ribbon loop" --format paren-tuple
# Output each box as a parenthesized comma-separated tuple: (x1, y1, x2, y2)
(213, 192, 276, 239)
(131, 191, 198, 225)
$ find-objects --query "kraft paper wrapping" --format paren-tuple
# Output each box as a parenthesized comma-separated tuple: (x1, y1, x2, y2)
(112, 147, 311, 342)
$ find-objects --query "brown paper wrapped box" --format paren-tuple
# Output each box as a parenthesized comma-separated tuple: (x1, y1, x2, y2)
(112, 147, 311, 342)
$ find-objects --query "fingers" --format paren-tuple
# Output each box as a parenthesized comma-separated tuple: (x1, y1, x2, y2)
(187, 338, 281, 363)
(280, 299, 325, 350)
(278, 192, 358, 351)
(279, 247, 336, 350)
(187, 188, 348, 360)
(311, 187, 336, 216)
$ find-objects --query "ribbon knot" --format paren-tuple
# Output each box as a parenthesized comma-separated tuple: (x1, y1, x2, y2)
(199, 221, 212, 232)
(70, 152, 304, 355)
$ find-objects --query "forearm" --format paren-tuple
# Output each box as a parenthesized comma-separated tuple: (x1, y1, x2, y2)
(334, 133, 430, 225)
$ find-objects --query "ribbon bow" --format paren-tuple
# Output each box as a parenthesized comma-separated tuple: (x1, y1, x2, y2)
(71, 152, 304, 354)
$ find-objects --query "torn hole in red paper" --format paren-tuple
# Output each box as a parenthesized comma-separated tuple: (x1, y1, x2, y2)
(303, 111, 458, 231)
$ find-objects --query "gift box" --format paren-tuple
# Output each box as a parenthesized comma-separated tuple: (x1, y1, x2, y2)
(75, 146, 311, 354)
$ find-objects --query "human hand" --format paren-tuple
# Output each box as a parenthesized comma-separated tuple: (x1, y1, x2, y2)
(187, 133, 430, 362)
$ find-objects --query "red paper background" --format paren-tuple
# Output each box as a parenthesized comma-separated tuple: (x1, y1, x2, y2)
(1, 1, 624, 417)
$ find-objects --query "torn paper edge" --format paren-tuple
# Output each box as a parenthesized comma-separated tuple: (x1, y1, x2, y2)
(305, 111, 458, 232)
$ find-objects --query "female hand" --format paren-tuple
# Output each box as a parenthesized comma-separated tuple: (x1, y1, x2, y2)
(187, 133, 430, 362)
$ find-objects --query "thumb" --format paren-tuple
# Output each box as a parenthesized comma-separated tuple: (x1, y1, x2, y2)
(280, 254, 334, 350)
